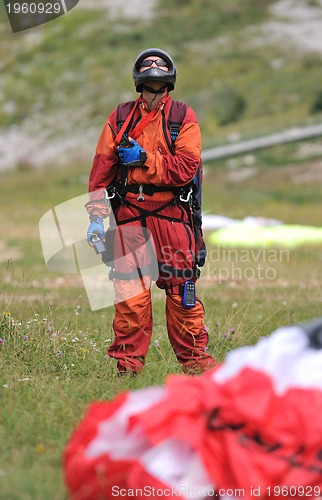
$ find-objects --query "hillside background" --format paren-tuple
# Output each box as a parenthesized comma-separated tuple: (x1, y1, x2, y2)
(1, 2, 322, 498)
(1, 0, 322, 170)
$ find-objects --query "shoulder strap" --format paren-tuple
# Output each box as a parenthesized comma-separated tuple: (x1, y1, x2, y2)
(168, 101, 188, 148)
(114, 101, 138, 147)
(168, 101, 203, 218)
(116, 101, 136, 131)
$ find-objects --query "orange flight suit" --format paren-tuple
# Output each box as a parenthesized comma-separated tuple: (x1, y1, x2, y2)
(86, 93, 215, 373)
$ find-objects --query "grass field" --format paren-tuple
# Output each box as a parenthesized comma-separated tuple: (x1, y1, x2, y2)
(1, 137, 322, 498)
(1, 0, 322, 496)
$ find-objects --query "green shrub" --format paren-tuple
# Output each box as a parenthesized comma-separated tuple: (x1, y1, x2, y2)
(310, 90, 322, 114)
(213, 87, 246, 125)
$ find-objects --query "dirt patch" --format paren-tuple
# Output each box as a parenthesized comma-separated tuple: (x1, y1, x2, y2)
(250, 0, 322, 54)
(256, 161, 322, 186)
(0, 242, 22, 263)
(78, 0, 157, 19)
(0, 292, 58, 304)
(290, 161, 322, 184)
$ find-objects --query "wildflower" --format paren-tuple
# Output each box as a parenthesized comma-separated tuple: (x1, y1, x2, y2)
(3, 312, 12, 327)
(0, 338, 4, 346)
(154, 340, 160, 349)
(204, 346, 209, 352)
(23, 335, 28, 341)
(57, 352, 63, 358)
(36, 444, 46, 454)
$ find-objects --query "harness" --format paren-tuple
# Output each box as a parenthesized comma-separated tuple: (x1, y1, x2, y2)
(105, 99, 206, 282)
(110, 99, 198, 207)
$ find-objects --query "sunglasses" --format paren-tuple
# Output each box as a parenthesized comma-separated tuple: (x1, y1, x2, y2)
(140, 59, 168, 68)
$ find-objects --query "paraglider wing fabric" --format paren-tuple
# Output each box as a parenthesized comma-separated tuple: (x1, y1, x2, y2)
(209, 223, 322, 248)
(64, 388, 172, 499)
(64, 319, 322, 499)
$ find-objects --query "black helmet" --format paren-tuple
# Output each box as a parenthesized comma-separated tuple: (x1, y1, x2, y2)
(133, 48, 176, 93)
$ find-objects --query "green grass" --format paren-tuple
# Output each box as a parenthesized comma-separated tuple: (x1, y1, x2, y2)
(1, 0, 322, 496)
(1, 141, 322, 497)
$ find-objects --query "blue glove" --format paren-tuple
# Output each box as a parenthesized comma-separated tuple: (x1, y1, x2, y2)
(87, 217, 104, 244)
(118, 139, 147, 167)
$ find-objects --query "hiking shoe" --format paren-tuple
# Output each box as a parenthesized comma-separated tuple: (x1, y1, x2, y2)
(117, 371, 138, 378)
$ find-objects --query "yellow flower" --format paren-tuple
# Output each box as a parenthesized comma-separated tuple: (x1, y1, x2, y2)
(36, 444, 46, 454)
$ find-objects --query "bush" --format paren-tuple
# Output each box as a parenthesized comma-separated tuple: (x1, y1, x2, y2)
(213, 88, 247, 126)
(310, 90, 322, 114)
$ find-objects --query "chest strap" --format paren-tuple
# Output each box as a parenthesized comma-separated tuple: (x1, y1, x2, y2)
(119, 184, 180, 197)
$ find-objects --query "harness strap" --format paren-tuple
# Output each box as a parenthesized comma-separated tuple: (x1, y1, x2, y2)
(115, 102, 159, 147)
(119, 184, 180, 196)
(109, 264, 198, 283)
(109, 264, 157, 281)
(115, 197, 187, 227)
(130, 107, 159, 141)
(106, 184, 193, 228)
(114, 101, 139, 147)
(158, 263, 197, 280)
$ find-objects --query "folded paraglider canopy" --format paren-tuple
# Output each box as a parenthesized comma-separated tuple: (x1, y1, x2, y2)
(64, 317, 322, 500)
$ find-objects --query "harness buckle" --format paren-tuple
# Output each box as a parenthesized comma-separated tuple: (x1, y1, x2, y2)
(137, 184, 145, 202)
(179, 188, 193, 203)
(105, 187, 116, 200)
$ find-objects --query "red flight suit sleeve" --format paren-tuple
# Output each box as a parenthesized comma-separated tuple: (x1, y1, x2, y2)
(85, 110, 119, 217)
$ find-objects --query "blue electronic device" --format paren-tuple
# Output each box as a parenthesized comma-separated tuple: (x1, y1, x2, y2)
(182, 281, 196, 308)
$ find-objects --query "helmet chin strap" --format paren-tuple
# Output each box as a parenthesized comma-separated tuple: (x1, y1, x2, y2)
(142, 84, 167, 94)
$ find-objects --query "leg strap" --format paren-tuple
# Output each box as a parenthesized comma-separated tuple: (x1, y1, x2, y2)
(115, 197, 186, 226)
